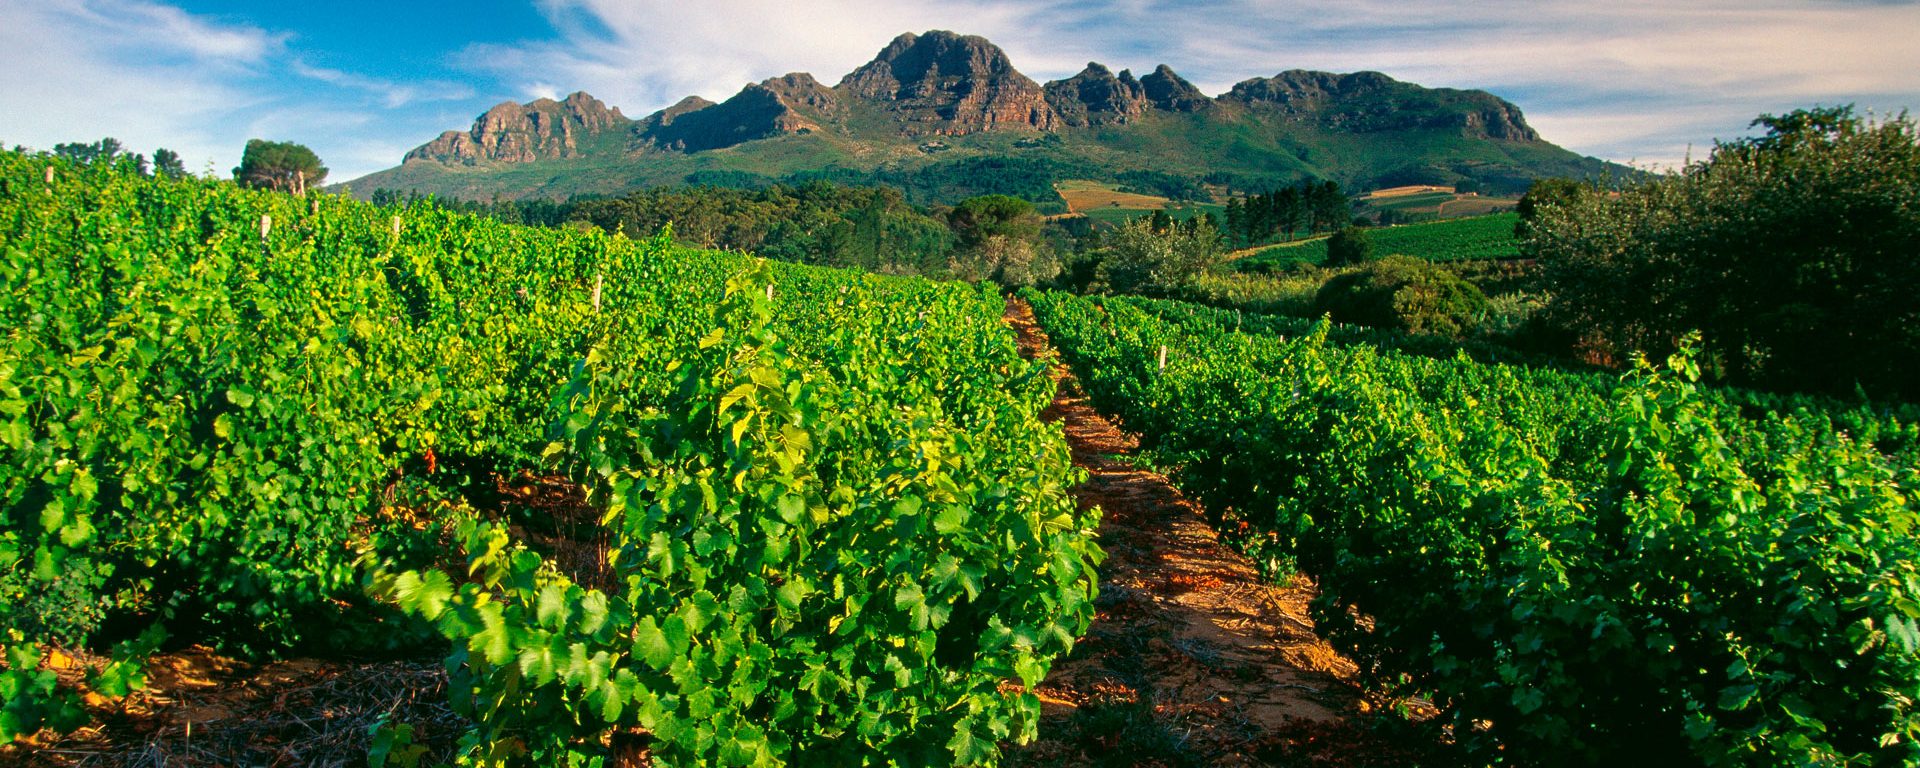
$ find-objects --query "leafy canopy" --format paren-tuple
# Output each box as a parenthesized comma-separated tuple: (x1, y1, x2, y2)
(233, 138, 327, 192)
(1525, 105, 1920, 399)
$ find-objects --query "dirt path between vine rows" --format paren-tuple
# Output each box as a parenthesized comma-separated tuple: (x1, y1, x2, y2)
(1000, 299, 1419, 767)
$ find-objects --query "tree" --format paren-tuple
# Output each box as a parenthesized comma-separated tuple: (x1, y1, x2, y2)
(1525, 105, 1920, 399)
(946, 195, 1057, 287)
(52, 138, 124, 166)
(233, 139, 327, 194)
(1274, 186, 1302, 239)
(152, 148, 189, 179)
(1325, 225, 1374, 267)
(1513, 178, 1592, 240)
(1307, 180, 1350, 233)
(1223, 198, 1246, 247)
(1315, 256, 1488, 338)
(1090, 215, 1224, 295)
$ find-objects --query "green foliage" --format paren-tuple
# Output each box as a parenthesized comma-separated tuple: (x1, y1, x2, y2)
(371, 263, 1099, 765)
(949, 195, 1041, 246)
(1224, 180, 1350, 247)
(0, 152, 1099, 760)
(564, 182, 956, 275)
(233, 138, 327, 193)
(1027, 289, 1920, 766)
(1113, 170, 1211, 202)
(1315, 256, 1488, 338)
(1089, 217, 1224, 295)
(946, 195, 1061, 287)
(1527, 106, 1920, 400)
(1513, 177, 1592, 239)
(150, 148, 188, 179)
(1323, 226, 1373, 267)
(51, 138, 125, 168)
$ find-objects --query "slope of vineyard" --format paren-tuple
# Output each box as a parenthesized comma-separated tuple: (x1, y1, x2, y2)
(1025, 289, 1920, 766)
(1236, 212, 1522, 271)
(0, 153, 1101, 765)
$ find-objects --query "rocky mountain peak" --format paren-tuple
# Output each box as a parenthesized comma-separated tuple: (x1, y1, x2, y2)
(1223, 70, 1538, 140)
(836, 30, 1055, 134)
(1138, 65, 1212, 112)
(404, 91, 628, 165)
(636, 73, 842, 153)
(1044, 61, 1148, 127)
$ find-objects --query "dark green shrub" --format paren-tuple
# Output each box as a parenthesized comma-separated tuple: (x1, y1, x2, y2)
(1525, 106, 1920, 399)
(1324, 226, 1374, 266)
(1314, 256, 1488, 338)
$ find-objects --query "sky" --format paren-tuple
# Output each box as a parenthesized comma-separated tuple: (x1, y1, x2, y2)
(4, 0, 1919, 183)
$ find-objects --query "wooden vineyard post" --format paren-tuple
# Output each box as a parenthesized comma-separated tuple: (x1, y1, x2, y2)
(44, 166, 54, 185)
(391, 216, 402, 237)
(260, 214, 272, 239)
(1158, 345, 1167, 372)
(592, 273, 603, 312)
(766, 284, 774, 301)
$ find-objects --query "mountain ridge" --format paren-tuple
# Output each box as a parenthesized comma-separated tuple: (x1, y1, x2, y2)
(351, 30, 1621, 203)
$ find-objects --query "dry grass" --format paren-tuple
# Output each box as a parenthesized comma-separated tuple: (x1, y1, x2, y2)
(1361, 185, 1454, 199)
(1055, 180, 1171, 213)
(1435, 196, 1513, 216)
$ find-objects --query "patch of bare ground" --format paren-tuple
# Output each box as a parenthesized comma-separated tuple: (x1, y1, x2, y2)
(1001, 298, 1431, 767)
(1, 471, 615, 768)
(5, 649, 460, 768)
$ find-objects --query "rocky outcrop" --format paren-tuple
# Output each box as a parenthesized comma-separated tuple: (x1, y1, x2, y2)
(1223, 70, 1539, 140)
(637, 73, 840, 153)
(634, 95, 716, 131)
(1139, 65, 1212, 113)
(835, 30, 1055, 134)
(759, 72, 844, 119)
(404, 91, 627, 165)
(1044, 63, 1148, 126)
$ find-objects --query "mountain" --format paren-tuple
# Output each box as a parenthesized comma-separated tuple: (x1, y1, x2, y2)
(837, 31, 1055, 133)
(403, 91, 625, 164)
(346, 30, 1621, 204)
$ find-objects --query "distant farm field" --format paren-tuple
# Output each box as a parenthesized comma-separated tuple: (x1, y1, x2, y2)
(1356, 189, 1517, 220)
(1235, 212, 1523, 271)
(1363, 184, 1455, 198)
(1055, 179, 1171, 212)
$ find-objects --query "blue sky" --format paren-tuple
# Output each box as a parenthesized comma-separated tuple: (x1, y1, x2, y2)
(5, 0, 1919, 183)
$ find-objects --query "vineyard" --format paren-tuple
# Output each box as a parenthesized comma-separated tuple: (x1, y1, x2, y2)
(8, 148, 1920, 768)
(1236, 213, 1523, 271)
(1024, 289, 1920, 765)
(0, 153, 1101, 765)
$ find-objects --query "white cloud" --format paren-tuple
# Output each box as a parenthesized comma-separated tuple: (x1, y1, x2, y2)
(291, 60, 475, 109)
(0, 0, 486, 180)
(457, 0, 1070, 112)
(4, 0, 1917, 181)
(1033, 0, 1920, 165)
(0, 0, 282, 174)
